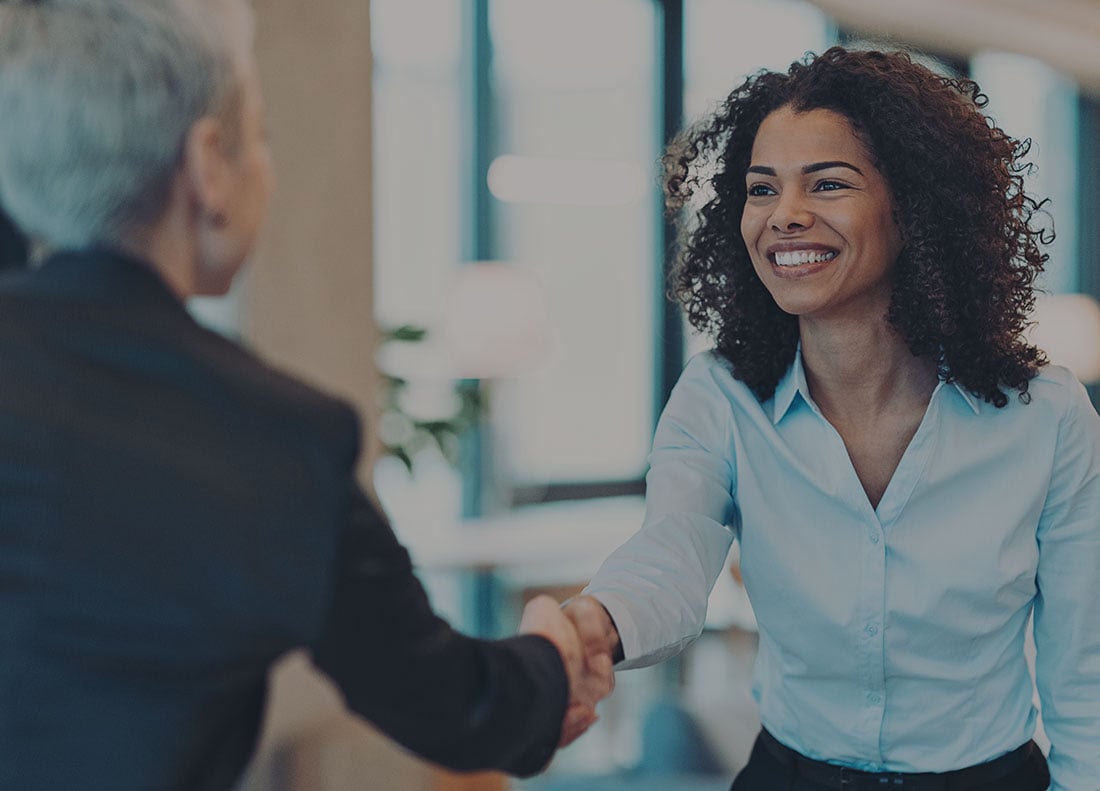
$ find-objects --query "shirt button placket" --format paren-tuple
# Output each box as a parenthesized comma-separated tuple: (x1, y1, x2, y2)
(859, 518, 888, 761)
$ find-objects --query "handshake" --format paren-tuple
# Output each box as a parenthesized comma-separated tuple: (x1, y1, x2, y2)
(519, 595, 620, 747)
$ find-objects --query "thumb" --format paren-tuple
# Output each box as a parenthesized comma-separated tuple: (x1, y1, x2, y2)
(520, 595, 582, 669)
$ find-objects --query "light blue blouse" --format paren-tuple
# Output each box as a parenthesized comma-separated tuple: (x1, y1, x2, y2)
(585, 351, 1100, 789)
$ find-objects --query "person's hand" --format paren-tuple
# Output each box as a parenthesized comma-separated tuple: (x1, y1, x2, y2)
(519, 595, 615, 747)
(562, 594, 621, 665)
(559, 595, 621, 744)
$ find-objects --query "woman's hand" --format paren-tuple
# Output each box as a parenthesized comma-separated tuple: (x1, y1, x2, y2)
(519, 595, 615, 747)
(562, 595, 622, 664)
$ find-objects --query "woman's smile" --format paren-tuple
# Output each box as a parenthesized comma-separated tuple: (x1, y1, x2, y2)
(766, 242, 840, 277)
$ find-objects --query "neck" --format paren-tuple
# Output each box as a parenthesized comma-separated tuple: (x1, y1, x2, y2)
(798, 314, 938, 421)
(115, 183, 198, 300)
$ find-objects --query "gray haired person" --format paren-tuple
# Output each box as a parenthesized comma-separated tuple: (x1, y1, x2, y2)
(0, 2, 613, 789)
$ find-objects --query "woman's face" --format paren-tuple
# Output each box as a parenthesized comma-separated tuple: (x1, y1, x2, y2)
(739, 105, 903, 325)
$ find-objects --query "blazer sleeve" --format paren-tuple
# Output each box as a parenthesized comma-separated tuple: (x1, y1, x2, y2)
(310, 482, 568, 777)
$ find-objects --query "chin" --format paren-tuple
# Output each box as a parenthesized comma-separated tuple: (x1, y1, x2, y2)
(762, 291, 814, 317)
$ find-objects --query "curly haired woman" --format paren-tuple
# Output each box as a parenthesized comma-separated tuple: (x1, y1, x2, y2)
(563, 47, 1100, 790)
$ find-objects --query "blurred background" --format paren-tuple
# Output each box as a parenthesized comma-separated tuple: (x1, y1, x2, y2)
(220, 1, 1100, 789)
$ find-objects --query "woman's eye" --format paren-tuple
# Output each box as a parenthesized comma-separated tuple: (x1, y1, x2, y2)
(747, 183, 775, 197)
(814, 180, 847, 192)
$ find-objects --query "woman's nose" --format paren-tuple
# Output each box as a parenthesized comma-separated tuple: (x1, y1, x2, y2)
(769, 191, 814, 232)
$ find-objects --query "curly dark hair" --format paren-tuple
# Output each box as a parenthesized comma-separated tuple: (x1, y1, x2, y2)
(664, 46, 1050, 408)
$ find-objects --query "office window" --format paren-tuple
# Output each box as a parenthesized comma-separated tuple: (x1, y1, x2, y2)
(371, 0, 464, 331)
(370, 0, 466, 526)
(684, 0, 830, 120)
(488, 0, 660, 485)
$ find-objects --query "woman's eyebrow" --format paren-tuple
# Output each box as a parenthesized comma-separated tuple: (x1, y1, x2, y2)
(745, 161, 865, 176)
(804, 160, 863, 175)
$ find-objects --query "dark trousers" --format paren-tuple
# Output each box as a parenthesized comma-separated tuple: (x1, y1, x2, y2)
(731, 730, 1051, 791)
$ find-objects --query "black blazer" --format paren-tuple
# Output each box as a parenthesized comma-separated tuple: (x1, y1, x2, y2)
(0, 205, 26, 272)
(0, 249, 567, 791)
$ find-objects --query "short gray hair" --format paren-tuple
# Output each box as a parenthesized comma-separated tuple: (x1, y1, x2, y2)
(0, 0, 255, 249)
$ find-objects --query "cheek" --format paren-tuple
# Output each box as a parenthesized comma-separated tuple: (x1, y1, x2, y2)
(869, 198, 902, 252)
(740, 209, 761, 251)
(871, 216, 903, 267)
(741, 211, 773, 281)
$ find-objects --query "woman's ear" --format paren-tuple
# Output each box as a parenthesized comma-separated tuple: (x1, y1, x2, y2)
(182, 116, 232, 225)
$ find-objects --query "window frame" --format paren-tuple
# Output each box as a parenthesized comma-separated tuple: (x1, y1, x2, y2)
(455, 3, 1100, 517)
(462, 0, 683, 512)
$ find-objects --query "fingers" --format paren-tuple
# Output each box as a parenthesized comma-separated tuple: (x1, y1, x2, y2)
(562, 595, 621, 661)
(521, 594, 618, 749)
(558, 703, 599, 747)
(586, 650, 615, 699)
(520, 595, 584, 674)
(560, 597, 617, 712)
(574, 647, 615, 704)
(559, 648, 613, 747)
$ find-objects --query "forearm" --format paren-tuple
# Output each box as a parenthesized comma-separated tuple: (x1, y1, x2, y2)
(590, 357, 740, 667)
(582, 513, 734, 668)
(312, 487, 568, 775)
(325, 630, 567, 775)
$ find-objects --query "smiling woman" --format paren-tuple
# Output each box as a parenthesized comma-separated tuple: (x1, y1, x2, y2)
(560, 46, 1100, 791)
(664, 47, 1049, 408)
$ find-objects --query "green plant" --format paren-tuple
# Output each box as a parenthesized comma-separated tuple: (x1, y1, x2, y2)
(377, 324, 483, 473)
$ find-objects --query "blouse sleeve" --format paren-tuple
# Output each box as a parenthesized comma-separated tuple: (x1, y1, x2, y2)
(583, 354, 739, 668)
(1032, 377, 1100, 790)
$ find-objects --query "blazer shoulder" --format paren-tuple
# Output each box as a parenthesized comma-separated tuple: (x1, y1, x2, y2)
(191, 327, 363, 456)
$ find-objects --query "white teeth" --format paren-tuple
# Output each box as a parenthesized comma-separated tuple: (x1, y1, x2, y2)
(773, 250, 837, 267)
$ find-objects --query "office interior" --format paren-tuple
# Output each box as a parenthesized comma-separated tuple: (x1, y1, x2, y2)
(210, 1, 1100, 789)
